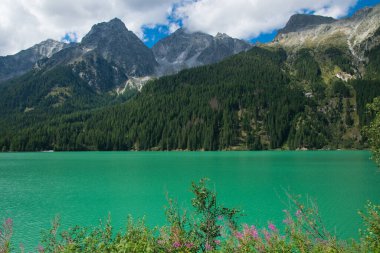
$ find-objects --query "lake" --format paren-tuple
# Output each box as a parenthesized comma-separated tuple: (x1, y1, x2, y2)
(0, 151, 379, 251)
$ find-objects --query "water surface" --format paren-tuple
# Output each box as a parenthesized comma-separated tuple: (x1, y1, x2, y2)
(0, 151, 379, 250)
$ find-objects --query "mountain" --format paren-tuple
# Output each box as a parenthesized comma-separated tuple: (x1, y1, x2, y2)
(273, 5, 380, 65)
(0, 39, 68, 82)
(38, 18, 158, 92)
(277, 14, 336, 36)
(1, 5, 380, 151)
(0, 18, 158, 115)
(0, 19, 252, 115)
(152, 28, 252, 75)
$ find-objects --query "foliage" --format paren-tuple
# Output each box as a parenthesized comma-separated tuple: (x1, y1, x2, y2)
(365, 45, 380, 80)
(358, 201, 380, 251)
(1, 179, 380, 252)
(0, 218, 13, 253)
(363, 97, 380, 166)
(0, 46, 361, 151)
(323, 47, 353, 74)
(293, 49, 321, 83)
(190, 178, 240, 251)
(353, 80, 380, 126)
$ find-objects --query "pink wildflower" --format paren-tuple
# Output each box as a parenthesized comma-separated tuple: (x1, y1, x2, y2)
(250, 226, 258, 238)
(296, 209, 302, 217)
(235, 231, 244, 240)
(268, 223, 277, 232)
(205, 242, 213, 251)
(243, 224, 250, 236)
(263, 229, 271, 241)
(214, 239, 221, 245)
(37, 245, 44, 253)
(6, 218, 13, 226)
(185, 242, 194, 249)
(217, 215, 224, 221)
(173, 241, 181, 248)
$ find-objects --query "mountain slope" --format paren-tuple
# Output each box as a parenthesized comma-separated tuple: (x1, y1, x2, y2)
(1, 5, 380, 151)
(39, 18, 158, 92)
(3, 41, 380, 151)
(273, 5, 380, 61)
(0, 18, 156, 115)
(0, 39, 68, 82)
(277, 14, 336, 36)
(152, 28, 252, 75)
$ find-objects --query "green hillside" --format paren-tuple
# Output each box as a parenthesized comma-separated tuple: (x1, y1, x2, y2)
(1, 44, 380, 151)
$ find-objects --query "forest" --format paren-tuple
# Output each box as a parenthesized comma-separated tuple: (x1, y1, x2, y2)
(0, 45, 380, 151)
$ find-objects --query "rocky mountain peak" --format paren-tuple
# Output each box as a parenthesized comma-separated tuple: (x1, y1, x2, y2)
(31, 39, 69, 58)
(350, 6, 373, 20)
(277, 13, 336, 36)
(0, 39, 68, 82)
(153, 28, 251, 76)
(215, 32, 231, 39)
(81, 18, 129, 47)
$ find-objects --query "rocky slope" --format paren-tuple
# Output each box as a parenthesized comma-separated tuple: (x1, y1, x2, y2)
(0, 39, 68, 82)
(273, 5, 380, 61)
(276, 14, 336, 36)
(38, 18, 158, 92)
(152, 28, 252, 75)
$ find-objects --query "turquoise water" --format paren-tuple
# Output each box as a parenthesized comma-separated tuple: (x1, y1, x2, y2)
(0, 151, 379, 251)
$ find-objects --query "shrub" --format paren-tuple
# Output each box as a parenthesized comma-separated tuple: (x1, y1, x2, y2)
(1, 179, 380, 252)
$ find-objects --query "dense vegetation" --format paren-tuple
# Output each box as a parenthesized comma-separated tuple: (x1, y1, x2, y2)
(364, 97, 380, 165)
(1, 179, 380, 253)
(1, 44, 380, 151)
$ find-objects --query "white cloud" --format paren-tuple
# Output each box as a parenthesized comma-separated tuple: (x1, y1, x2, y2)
(0, 0, 178, 55)
(0, 0, 359, 56)
(175, 0, 358, 38)
(169, 22, 181, 33)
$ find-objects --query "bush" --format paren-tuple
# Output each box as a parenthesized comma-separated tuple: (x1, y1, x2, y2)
(1, 179, 380, 252)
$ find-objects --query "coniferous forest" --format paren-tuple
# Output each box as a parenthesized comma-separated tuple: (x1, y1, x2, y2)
(0, 44, 380, 151)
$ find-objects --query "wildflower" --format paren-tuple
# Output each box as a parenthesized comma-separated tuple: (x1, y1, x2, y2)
(6, 218, 13, 226)
(243, 224, 250, 236)
(283, 218, 292, 225)
(37, 245, 44, 253)
(214, 239, 221, 245)
(235, 231, 244, 240)
(173, 241, 181, 248)
(185, 242, 194, 249)
(205, 242, 213, 251)
(268, 223, 277, 232)
(296, 209, 302, 217)
(263, 229, 270, 241)
(250, 226, 258, 238)
(217, 215, 224, 221)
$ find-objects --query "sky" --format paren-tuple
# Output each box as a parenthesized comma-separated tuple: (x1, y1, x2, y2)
(0, 0, 379, 56)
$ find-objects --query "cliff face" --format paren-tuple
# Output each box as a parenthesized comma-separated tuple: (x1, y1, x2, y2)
(0, 39, 68, 82)
(152, 28, 252, 76)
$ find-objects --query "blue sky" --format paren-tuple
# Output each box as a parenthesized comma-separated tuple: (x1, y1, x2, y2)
(143, 0, 380, 47)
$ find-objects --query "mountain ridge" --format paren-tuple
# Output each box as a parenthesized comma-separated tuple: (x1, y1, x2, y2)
(152, 28, 252, 75)
(0, 4, 380, 151)
(0, 39, 69, 82)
